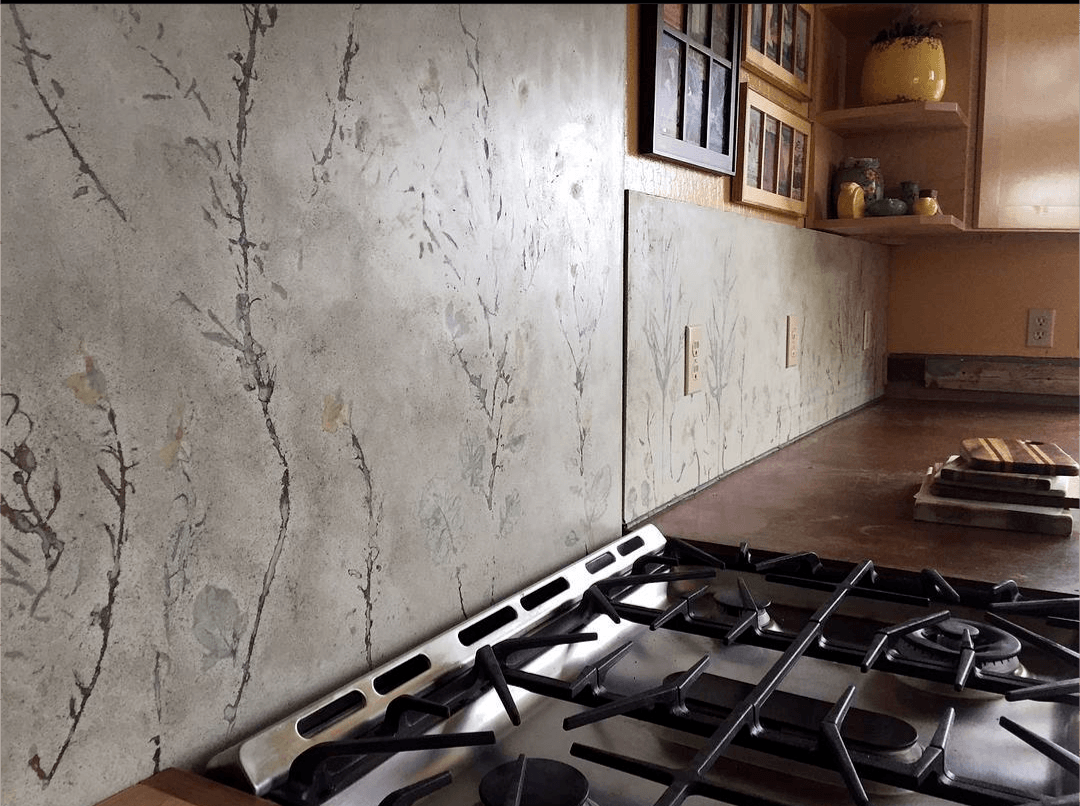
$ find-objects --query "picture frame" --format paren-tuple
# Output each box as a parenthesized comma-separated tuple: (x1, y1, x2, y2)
(735, 86, 810, 216)
(742, 4, 813, 100)
(639, 4, 743, 176)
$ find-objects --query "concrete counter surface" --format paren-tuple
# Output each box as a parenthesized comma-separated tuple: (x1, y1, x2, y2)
(647, 397, 1079, 594)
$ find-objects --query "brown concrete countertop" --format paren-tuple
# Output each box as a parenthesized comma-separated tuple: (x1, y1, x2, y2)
(647, 397, 1079, 594)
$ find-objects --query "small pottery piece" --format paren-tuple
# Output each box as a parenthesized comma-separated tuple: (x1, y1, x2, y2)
(837, 182, 866, 219)
(865, 198, 908, 217)
(914, 189, 940, 216)
(861, 36, 946, 105)
(900, 181, 920, 214)
(831, 158, 883, 217)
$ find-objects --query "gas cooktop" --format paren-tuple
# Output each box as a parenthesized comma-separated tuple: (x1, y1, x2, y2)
(207, 525, 1079, 806)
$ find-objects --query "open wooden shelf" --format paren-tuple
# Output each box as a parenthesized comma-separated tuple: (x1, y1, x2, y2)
(815, 101, 969, 136)
(811, 214, 966, 244)
(808, 4, 984, 240)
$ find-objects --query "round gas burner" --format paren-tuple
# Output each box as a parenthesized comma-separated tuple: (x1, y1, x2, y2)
(896, 617, 1023, 675)
(479, 756, 591, 806)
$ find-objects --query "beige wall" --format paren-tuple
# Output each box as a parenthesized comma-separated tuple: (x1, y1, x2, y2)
(887, 233, 1080, 358)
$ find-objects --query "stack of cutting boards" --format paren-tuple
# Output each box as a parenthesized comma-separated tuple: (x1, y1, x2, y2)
(914, 438, 1079, 536)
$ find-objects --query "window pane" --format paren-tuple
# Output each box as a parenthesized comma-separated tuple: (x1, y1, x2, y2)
(791, 130, 807, 200)
(746, 107, 763, 188)
(707, 61, 730, 153)
(658, 33, 684, 139)
(762, 114, 779, 193)
(685, 47, 707, 146)
(766, 4, 781, 63)
(778, 123, 793, 197)
(688, 4, 708, 44)
(794, 7, 810, 81)
(662, 4, 686, 32)
(781, 4, 795, 73)
(751, 4, 765, 53)
(712, 4, 733, 59)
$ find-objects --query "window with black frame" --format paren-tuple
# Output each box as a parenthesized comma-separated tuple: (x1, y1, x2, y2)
(639, 4, 742, 176)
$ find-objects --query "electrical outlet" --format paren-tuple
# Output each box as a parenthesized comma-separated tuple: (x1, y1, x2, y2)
(684, 324, 703, 395)
(863, 310, 872, 351)
(786, 315, 800, 368)
(1026, 308, 1055, 348)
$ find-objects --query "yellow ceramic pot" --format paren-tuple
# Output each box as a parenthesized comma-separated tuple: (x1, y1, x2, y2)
(861, 36, 946, 105)
(837, 182, 866, 219)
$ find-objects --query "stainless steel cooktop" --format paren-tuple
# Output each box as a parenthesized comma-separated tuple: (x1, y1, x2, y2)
(207, 525, 1079, 806)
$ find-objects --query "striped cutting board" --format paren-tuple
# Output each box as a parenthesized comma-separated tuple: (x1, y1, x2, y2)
(959, 438, 1079, 476)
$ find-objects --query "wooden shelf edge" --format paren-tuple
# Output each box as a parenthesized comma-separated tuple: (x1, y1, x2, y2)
(811, 214, 966, 244)
(815, 101, 969, 135)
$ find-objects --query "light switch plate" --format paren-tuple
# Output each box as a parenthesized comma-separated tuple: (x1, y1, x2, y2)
(684, 324, 703, 395)
(786, 315, 800, 368)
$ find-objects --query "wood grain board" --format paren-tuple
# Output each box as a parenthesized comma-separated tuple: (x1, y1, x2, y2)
(914, 465, 1076, 536)
(930, 470, 1079, 509)
(939, 454, 1057, 491)
(94, 769, 273, 806)
(959, 438, 1079, 476)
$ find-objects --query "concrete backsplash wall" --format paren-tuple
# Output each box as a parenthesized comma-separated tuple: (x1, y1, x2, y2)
(0, 6, 626, 804)
(624, 191, 889, 523)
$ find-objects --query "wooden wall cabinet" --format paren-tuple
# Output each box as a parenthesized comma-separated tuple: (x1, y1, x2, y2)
(975, 4, 1080, 230)
(808, 4, 984, 244)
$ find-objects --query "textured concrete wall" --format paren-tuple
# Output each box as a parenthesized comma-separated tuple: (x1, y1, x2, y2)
(624, 191, 889, 523)
(0, 5, 625, 804)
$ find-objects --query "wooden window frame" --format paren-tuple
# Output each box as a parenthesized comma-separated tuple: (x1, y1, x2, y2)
(735, 86, 810, 216)
(742, 4, 813, 100)
(639, 4, 743, 176)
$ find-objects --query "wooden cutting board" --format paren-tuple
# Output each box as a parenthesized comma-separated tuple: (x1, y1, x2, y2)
(94, 769, 274, 806)
(959, 438, 1079, 476)
(914, 465, 1075, 535)
(930, 467, 1079, 509)
(939, 454, 1058, 491)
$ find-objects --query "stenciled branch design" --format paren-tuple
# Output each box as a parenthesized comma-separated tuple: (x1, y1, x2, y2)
(419, 487, 468, 619)
(431, 10, 532, 513)
(161, 403, 207, 639)
(557, 260, 611, 551)
(333, 403, 383, 669)
(8, 5, 129, 222)
(641, 231, 685, 484)
(190, 2, 286, 730)
(707, 240, 740, 471)
(23, 380, 137, 786)
(310, 11, 360, 193)
(1, 393, 62, 621)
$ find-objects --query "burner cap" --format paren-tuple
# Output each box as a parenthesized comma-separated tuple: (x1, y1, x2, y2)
(479, 757, 589, 806)
(897, 617, 1022, 673)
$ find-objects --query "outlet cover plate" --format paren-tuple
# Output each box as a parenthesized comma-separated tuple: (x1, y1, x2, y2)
(684, 324, 703, 394)
(786, 315, 800, 368)
(1026, 308, 1055, 347)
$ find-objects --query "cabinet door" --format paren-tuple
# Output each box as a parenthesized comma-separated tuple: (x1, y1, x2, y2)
(976, 4, 1079, 229)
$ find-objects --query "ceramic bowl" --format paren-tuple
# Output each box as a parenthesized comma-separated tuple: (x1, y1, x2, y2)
(865, 198, 908, 217)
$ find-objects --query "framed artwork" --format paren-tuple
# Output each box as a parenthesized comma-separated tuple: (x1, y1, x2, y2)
(735, 86, 810, 216)
(639, 4, 743, 176)
(742, 4, 812, 100)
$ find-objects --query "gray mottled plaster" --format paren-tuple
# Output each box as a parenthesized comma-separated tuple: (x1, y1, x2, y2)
(624, 191, 890, 523)
(0, 5, 624, 804)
